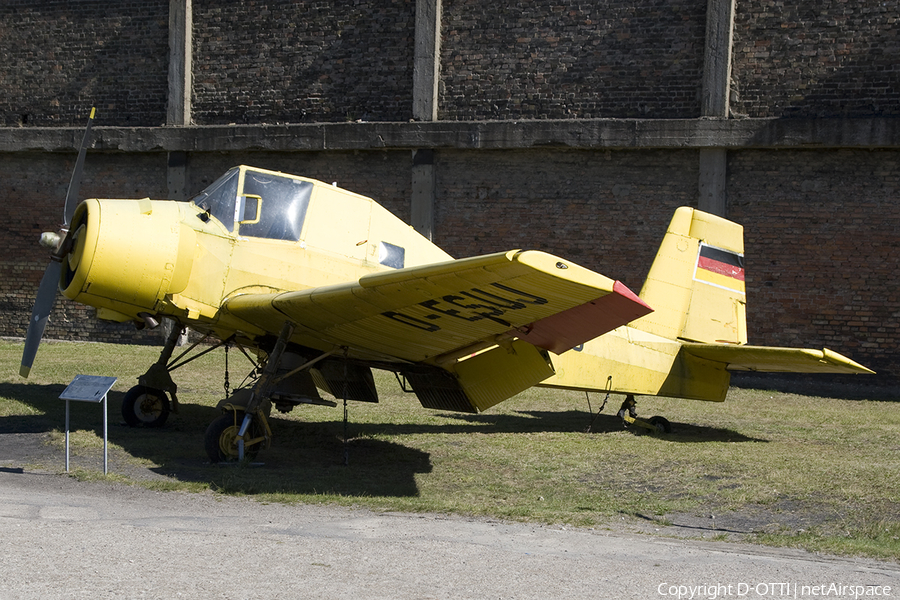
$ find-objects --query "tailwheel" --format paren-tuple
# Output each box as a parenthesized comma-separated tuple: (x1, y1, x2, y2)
(649, 415, 672, 434)
(204, 412, 265, 463)
(122, 385, 171, 428)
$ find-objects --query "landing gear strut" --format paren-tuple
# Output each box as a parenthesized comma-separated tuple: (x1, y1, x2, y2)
(204, 322, 342, 463)
(205, 322, 291, 463)
(122, 322, 230, 428)
(122, 322, 183, 427)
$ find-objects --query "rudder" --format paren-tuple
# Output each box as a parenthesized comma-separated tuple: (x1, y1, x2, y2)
(636, 207, 747, 344)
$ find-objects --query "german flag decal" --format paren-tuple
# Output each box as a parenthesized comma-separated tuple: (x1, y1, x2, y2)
(694, 243, 745, 294)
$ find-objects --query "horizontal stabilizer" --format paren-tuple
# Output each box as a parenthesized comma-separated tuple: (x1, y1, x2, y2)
(682, 343, 875, 375)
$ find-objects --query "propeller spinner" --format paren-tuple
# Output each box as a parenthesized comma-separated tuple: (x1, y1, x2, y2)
(20, 108, 95, 377)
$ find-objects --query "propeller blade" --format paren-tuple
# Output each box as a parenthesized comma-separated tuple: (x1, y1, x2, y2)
(63, 107, 96, 228)
(20, 260, 62, 378)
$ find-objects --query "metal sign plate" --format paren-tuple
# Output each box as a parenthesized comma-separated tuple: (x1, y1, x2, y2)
(59, 375, 117, 403)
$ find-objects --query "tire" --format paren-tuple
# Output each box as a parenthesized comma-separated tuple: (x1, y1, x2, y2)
(204, 413, 262, 463)
(649, 415, 672, 434)
(121, 385, 170, 428)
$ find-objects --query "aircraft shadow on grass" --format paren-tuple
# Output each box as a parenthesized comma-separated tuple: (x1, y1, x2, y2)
(1, 382, 763, 498)
(429, 410, 766, 443)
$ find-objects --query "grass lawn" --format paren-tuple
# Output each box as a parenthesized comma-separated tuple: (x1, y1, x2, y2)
(2, 338, 898, 560)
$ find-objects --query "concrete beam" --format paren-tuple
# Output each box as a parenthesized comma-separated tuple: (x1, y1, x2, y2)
(2, 118, 899, 154)
(411, 0, 441, 238)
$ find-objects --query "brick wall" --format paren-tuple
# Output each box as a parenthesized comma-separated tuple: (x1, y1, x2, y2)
(3, 0, 898, 124)
(0, 0, 169, 127)
(440, 0, 706, 119)
(433, 149, 697, 286)
(728, 149, 900, 376)
(191, 0, 415, 124)
(732, 0, 900, 117)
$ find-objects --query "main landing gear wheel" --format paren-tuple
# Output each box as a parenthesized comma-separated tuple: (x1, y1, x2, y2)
(121, 385, 171, 428)
(205, 413, 263, 463)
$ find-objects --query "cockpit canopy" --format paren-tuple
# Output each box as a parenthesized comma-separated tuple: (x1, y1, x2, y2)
(191, 166, 312, 242)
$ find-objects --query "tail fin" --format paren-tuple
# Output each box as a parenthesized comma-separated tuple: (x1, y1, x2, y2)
(636, 207, 747, 345)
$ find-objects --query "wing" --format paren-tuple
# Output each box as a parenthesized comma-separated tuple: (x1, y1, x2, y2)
(222, 249, 653, 364)
(681, 343, 875, 374)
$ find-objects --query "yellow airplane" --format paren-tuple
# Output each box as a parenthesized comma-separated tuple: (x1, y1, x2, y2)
(21, 113, 872, 462)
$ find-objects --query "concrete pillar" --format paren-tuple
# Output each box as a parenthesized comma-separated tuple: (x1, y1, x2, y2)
(411, 0, 441, 240)
(165, 1, 192, 345)
(698, 149, 728, 217)
(411, 150, 435, 240)
(167, 0, 192, 203)
(167, 151, 189, 201)
(413, 0, 441, 122)
(701, 0, 735, 119)
(167, 0, 192, 126)
(698, 0, 735, 217)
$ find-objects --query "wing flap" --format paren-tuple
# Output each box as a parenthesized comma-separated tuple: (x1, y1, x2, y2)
(682, 343, 875, 374)
(222, 250, 653, 363)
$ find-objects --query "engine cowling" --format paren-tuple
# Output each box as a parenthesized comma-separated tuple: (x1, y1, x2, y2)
(61, 198, 196, 320)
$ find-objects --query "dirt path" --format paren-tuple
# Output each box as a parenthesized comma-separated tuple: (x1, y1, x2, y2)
(0, 460, 897, 599)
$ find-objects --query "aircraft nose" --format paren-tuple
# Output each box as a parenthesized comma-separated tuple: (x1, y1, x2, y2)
(60, 199, 195, 317)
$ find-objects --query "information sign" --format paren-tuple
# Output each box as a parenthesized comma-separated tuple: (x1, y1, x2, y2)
(59, 375, 117, 475)
(60, 375, 117, 402)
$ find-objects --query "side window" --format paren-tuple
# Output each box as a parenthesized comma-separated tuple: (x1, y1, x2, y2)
(378, 242, 405, 269)
(238, 172, 312, 242)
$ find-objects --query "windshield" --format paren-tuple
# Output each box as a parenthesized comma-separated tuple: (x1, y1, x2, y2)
(190, 168, 239, 232)
(238, 171, 312, 242)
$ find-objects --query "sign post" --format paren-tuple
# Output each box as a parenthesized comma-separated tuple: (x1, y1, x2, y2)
(59, 375, 117, 475)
